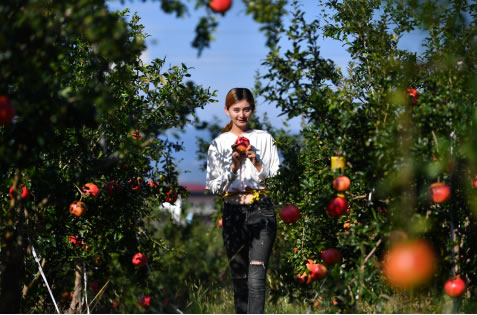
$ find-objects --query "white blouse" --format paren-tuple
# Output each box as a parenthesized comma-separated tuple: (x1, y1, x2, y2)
(206, 129, 280, 195)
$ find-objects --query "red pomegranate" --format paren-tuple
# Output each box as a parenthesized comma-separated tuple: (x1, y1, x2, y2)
(444, 275, 466, 297)
(82, 183, 99, 197)
(327, 197, 348, 217)
(234, 136, 250, 153)
(321, 248, 341, 265)
(69, 201, 87, 217)
(129, 177, 141, 191)
(294, 272, 311, 285)
(140, 295, 151, 308)
(209, 0, 232, 14)
(306, 259, 327, 281)
(406, 88, 419, 105)
(131, 129, 143, 140)
(9, 184, 30, 200)
(0, 96, 15, 125)
(132, 253, 148, 267)
(105, 180, 121, 195)
(382, 240, 437, 289)
(428, 182, 450, 203)
(164, 189, 179, 203)
(333, 176, 351, 192)
(279, 204, 300, 224)
(147, 181, 159, 190)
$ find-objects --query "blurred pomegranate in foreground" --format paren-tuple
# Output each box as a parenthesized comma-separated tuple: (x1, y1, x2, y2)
(382, 240, 437, 289)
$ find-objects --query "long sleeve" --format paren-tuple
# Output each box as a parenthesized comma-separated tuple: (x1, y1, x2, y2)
(205, 130, 280, 195)
(256, 133, 280, 180)
(206, 140, 237, 195)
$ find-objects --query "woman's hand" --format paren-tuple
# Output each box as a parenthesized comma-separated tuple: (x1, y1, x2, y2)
(246, 145, 262, 172)
(231, 144, 242, 173)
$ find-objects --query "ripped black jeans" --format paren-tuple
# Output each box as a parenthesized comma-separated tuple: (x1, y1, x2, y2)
(222, 197, 277, 314)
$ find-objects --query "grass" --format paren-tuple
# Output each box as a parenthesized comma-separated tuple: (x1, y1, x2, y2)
(185, 284, 311, 314)
(182, 280, 477, 314)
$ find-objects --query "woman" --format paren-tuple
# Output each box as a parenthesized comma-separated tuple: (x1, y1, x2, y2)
(206, 88, 280, 313)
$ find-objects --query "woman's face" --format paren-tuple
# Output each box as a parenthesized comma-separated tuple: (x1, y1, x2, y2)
(225, 99, 253, 130)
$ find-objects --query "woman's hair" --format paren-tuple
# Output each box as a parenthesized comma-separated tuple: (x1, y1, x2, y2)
(221, 88, 256, 133)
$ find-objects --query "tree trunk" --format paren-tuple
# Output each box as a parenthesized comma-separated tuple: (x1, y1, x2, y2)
(66, 263, 83, 314)
(0, 227, 25, 313)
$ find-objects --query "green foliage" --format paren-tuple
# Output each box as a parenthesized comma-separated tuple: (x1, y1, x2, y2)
(251, 0, 477, 312)
(0, 2, 216, 313)
(197, 0, 477, 312)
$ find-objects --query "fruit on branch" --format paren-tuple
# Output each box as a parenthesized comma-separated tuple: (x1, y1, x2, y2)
(105, 180, 121, 195)
(333, 176, 350, 192)
(294, 272, 311, 285)
(428, 182, 451, 203)
(327, 197, 348, 217)
(444, 275, 466, 297)
(0, 96, 15, 125)
(132, 252, 148, 267)
(90, 281, 99, 293)
(131, 129, 143, 140)
(321, 248, 341, 265)
(343, 220, 351, 230)
(382, 240, 437, 289)
(472, 175, 477, 188)
(82, 183, 99, 197)
(94, 255, 102, 265)
(217, 217, 223, 228)
(147, 181, 159, 190)
(68, 235, 77, 244)
(164, 189, 178, 203)
(68, 235, 81, 245)
(279, 204, 300, 223)
(9, 184, 30, 199)
(406, 88, 419, 105)
(343, 220, 360, 232)
(129, 177, 142, 191)
(313, 299, 320, 309)
(234, 136, 250, 154)
(60, 291, 73, 303)
(69, 201, 87, 217)
(209, 0, 232, 14)
(67, 236, 89, 251)
(306, 259, 327, 281)
(140, 296, 151, 308)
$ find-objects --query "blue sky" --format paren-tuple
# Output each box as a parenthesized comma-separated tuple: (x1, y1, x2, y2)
(107, 0, 426, 185)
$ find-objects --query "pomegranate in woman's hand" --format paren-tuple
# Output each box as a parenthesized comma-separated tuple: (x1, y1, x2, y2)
(234, 136, 250, 154)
